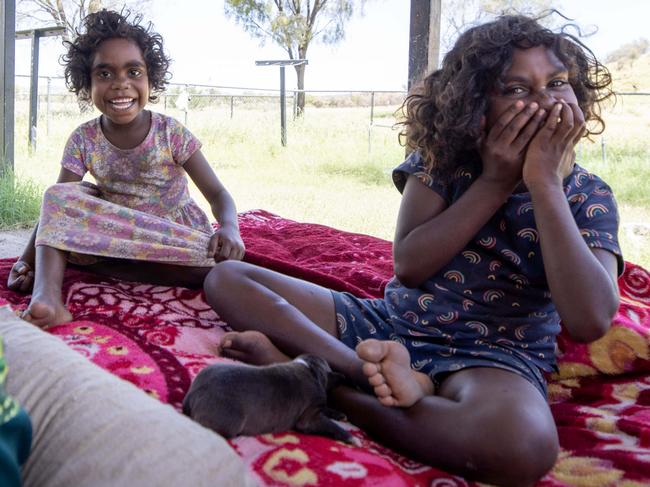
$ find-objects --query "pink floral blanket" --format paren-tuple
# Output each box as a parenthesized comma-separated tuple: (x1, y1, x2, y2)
(1, 209, 650, 486)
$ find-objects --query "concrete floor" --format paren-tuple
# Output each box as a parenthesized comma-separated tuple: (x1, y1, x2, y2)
(0, 229, 31, 259)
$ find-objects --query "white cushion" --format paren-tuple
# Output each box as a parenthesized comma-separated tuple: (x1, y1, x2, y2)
(0, 305, 255, 487)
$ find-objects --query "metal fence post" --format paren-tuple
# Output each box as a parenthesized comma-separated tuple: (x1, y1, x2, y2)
(46, 76, 51, 135)
(230, 96, 234, 119)
(601, 136, 607, 165)
(184, 84, 189, 126)
(370, 91, 375, 125)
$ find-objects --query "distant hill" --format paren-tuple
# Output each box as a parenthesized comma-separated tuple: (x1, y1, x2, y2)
(607, 52, 650, 93)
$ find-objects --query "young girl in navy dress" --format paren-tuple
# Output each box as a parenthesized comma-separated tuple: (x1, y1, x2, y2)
(201, 13, 622, 485)
(7, 10, 244, 328)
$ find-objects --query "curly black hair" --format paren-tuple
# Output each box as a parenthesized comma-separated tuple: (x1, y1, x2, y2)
(399, 12, 613, 179)
(61, 9, 171, 106)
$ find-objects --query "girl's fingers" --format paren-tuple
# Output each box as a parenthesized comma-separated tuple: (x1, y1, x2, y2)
(557, 101, 575, 141)
(487, 101, 526, 142)
(491, 102, 542, 147)
(217, 242, 233, 260)
(512, 107, 546, 150)
(207, 235, 220, 257)
(504, 102, 542, 144)
(540, 102, 563, 135)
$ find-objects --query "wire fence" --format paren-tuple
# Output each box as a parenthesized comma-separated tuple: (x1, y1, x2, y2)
(13, 74, 406, 150)
(12, 74, 650, 159)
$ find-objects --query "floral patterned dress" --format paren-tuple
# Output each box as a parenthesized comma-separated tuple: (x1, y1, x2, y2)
(35, 112, 215, 267)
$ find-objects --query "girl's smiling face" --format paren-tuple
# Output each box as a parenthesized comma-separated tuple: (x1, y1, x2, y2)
(90, 37, 150, 126)
(485, 45, 579, 132)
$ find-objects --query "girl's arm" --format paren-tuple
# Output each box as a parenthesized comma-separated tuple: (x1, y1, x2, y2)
(394, 175, 512, 288)
(395, 101, 545, 288)
(526, 101, 619, 342)
(7, 168, 82, 292)
(183, 150, 245, 261)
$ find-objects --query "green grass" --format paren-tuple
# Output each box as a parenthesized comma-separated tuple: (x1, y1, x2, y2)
(0, 169, 43, 229)
(10, 98, 650, 269)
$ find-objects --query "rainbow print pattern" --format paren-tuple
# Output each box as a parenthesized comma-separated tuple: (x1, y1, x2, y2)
(355, 151, 625, 387)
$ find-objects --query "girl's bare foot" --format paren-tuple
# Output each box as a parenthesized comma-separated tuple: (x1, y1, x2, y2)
(219, 331, 290, 365)
(21, 300, 73, 329)
(356, 339, 434, 407)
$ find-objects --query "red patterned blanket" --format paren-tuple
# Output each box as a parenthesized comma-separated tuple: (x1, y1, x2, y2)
(2, 209, 650, 486)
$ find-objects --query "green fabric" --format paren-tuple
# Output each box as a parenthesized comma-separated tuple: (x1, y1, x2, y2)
(0, 408, 32, 487)
(0, 337, 32, 486)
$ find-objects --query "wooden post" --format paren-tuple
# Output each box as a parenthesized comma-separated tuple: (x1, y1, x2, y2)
(408, 0, 441, 91)
(0, 0, 16, 173)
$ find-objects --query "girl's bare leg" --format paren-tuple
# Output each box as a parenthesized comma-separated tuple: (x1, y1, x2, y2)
(22, 245, 72, 328)
(216, 330, 558, 486)
(332, 366, 558, 487)
(21, 253, 211, 328)
(203, 260, 368, 384)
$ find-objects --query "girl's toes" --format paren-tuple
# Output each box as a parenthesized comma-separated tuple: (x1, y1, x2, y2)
(378, 396, 397, 407)
(373, 383, 392, 398)
(367, 373, 385, 388)
(356, 339, 386, 362)
(361, 361, 380, 378)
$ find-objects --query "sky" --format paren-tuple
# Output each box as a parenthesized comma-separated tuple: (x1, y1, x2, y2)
(14, 0, 650, 92)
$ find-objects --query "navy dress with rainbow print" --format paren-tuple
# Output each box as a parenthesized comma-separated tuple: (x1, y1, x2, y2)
(332, 151, 623, 396)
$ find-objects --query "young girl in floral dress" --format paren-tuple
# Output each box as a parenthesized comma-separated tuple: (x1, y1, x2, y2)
(7, 10, 244, 328)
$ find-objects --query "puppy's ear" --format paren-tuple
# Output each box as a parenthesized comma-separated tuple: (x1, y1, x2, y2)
(299, 355, 331, 389)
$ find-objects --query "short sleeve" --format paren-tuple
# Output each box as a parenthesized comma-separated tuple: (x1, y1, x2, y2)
(165, 116, 202, 165)
(392, 151, 451, 203)
(60, 130, 88, 177)
(571, 173, 624, 275)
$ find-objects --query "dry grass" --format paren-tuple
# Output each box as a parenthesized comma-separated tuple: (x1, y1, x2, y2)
(10, 73, 650, 269)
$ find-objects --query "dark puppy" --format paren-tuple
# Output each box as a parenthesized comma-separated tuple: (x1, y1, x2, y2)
(182, 354, 355, 444)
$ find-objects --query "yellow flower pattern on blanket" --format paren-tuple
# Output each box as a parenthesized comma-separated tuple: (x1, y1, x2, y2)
(589, 326, 648, 374)
(552, 453, 624, 486)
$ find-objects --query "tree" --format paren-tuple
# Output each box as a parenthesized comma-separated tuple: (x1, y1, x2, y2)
(16, 0, 151, 41)
(605, 38, 649, 66)
(440, 0, 560, 56)
(224, 0, 366, 115)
